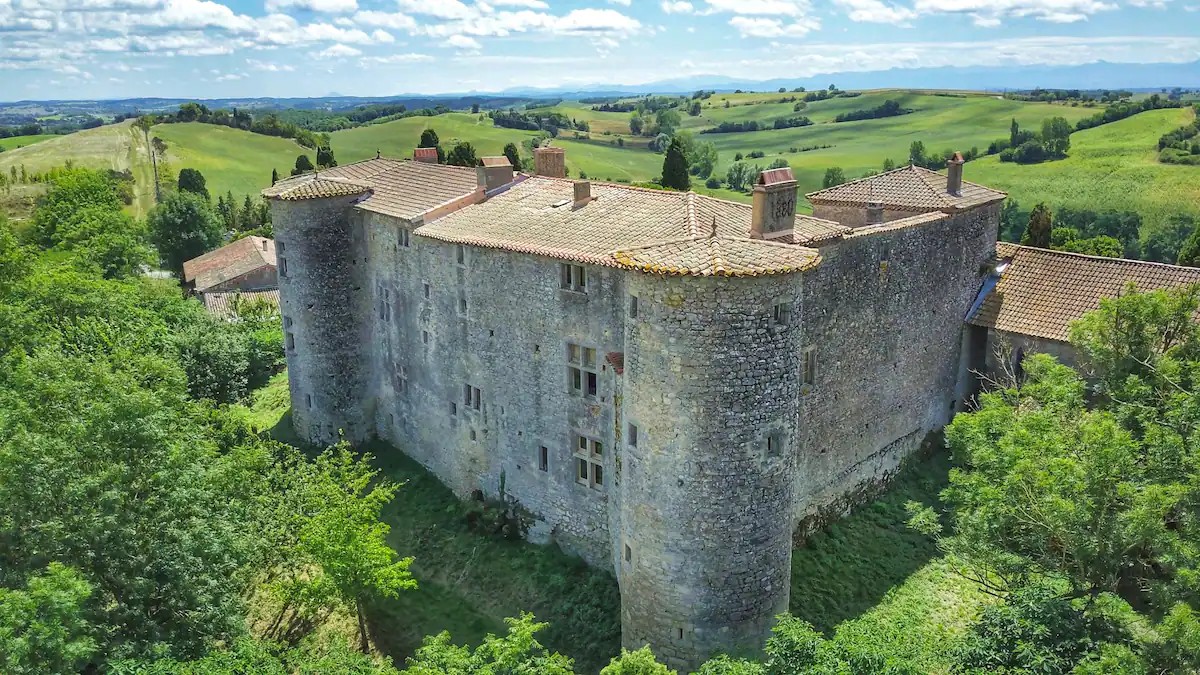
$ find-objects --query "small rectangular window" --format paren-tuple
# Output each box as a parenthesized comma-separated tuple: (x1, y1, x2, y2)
(624, 544, 632, 562)
(285, 331, 295, 351)
(283, 315, 293, 329)
(772, 302, 792, 326)
(304, 393, 311, 409)
(574, 435, 604, 490)
(458, 292, 467, 314)
(629, 295, 638, 318)
(577, 457, 589, 482)
(423, 283, 431, 299)
(628, 423, 638, 448)
(593, 464, 603, 486)
(278, 257, 288, 277)
(570, 367, 582, 392)
(803, 348, 816, 386)
(456, 244, 466, 265)
(278, 241, 286, 252)
(399, 228, 410, 247)
(450, 401, 457, 416)
(567, 343, 581, 364)
(422, 330, 430, 344)
(559, 263, 587, 292)
(539, 446, 548, 472)
(583, 347, 596, 368)
(566, 342, 599, 398)
(470, 429, 477, 441)
(586, 371, 597, 397)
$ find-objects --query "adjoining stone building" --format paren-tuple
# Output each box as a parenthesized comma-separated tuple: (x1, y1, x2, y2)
(264, 149, 1005, 670)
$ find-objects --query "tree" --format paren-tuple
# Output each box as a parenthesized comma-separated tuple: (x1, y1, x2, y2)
(0, 564, 97, 675)
(908, 140, 927, 167)
(725, 162, 754, 192)
(1010, 118, 1021, 147)
(655, 108, 682, 136)
(503, 142, 521, 170)
(55, 206, 155, 279)
(822, 167, 846, 188)
(689, 140, 718, 178)
(629, 112, 643, 135)
(445, 141, 478, 167)
(1042, 116, 1073, 157)
(601, 646, 675, 674)
(31, 169, 122, 246)
(1020, 203, 1052, 248)
(316, 145, 337, 169)
(1175, 215, 1200, 266)
(660, 137, 690, 190)
(177, 168, 209, 200)
(271, 168, 279, 185)
(401, 613, 574, 674)
(292, 154, 314, 176)
(147, 190, 224, 277)
(419, 128, 440, 149)
(882, 158, 896, 172)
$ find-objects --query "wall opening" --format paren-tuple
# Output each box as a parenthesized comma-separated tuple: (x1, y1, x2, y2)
(538, 446, 548, 471)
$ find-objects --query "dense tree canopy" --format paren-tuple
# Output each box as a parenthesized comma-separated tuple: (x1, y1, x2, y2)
(147, 190, 224, 277)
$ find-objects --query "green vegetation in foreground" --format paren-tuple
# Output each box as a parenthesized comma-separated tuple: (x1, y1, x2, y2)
(151, 122, 309, 205)
(0, 134, 55, 151)
(250, 371, 622, 673)
(971, 107, 1200, 232)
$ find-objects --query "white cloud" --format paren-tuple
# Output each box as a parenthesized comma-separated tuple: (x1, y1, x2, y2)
(661, 0, 693, 12)
(911, 0, 1118, 26)
(265, 0, 357, 14)
(214, 71, 244, 81)
(246, 58, 295, 71)
(394, 0, 473, 19)
(351, 9, 416, 29)
(316, 42, 362, 57)
(358, 51, 434, 63)
(445, 33, 481, 49)
(728, 15, 816, 37)
(834, 0, 916, 22)
(488, 0, 548, 7)
(703, 0, 812, 16)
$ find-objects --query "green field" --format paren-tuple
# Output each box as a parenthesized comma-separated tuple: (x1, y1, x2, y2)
(249, 370, 984, 674)
(970, 106, 1200, 231)
(152, 122, 310, 204)
(331, 112, 542, 164)
(0, 134, 56, 151)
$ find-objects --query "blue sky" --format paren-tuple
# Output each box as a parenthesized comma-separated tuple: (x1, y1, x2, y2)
(1, 0, 1198, 99)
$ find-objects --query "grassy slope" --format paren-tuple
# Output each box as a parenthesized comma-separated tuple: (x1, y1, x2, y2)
(331, 113, 541, 164)
(969, 107, 1200, 231)
(249, 371, 986, 673)
(0, 121, 136, 176)
(0, 134, 56, 151)
(152, 122, 308, 205)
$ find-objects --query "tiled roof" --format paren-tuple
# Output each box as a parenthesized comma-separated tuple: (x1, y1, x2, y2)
(417, 176, 828, 276)
(968, 244, 1200, 342)
(183, 236, 276, 292)
(202, 289, 280, 320)
(413, 147, 438, 161)
(262, 158, 482, 221)
(806, 165, 1006, 212)
(481, 156, 511, 167)
(262, 175, 371, 201)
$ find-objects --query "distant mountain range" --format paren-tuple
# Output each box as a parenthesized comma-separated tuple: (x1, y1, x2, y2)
(2, 60, 1196, 110)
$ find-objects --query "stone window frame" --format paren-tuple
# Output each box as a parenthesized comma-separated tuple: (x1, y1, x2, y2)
(463, 383, 482, 411)
(623, 543, 632, 564)
(627, 422, 639, 448)
(559, 262, 587, 293)
(566, 342, 599, 398)
(399, 228, 411, 248)
(771, 301, 792, 327)
(397, 366, 409, 395)
(574, 433, 604, 490)
(423, 282, 431, 299)
(629, 294, 638, 318)
(379, 285, 392, 322)
(802, 347, 816, 388)
(449, 400, 457, 416)
(456, 244, 467, 266)
(538, 445, 549, 472)
(765, 430, 784, 458)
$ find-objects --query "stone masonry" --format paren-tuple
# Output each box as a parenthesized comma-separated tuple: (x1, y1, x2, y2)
(265, 153, 1005, 671)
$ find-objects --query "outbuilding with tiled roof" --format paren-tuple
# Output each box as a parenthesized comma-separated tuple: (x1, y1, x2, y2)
(183, 235, 278, 294)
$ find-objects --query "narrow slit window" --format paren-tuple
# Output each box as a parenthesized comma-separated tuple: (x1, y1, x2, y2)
(304, 393, 311, 409)
(278, 257, 287, 277)
(803, 348, 816, 387)
(628, 423, 638, 448)
(624, 544, 632, 562)
(399, 228, 411, 247)
(538, 446, 548, 472)
(629, 294, 638, 318)
(456, 244, 466, 265)
(423, 283, 430, 299)
(285, 331, 295, 351)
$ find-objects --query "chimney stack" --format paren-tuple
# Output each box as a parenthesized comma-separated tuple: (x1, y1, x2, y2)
(750, 167, 798, 238)
(573, 180, 592, 208)
(262, 239, 268, 251)
(477, 156, 515, 192)
(413, 147, 439, 164)
(867, 201, 884, 225)
(946, 151, 964, 196)
(533, 146, 566, 178)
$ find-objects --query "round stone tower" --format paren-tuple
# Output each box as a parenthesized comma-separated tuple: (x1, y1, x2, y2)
(267, 182, 375, 446)
(616, 271, 804, 670)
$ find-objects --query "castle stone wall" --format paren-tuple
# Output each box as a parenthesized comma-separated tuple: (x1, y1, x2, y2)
(794, 205, 1000, 517)
(272, 196, 374, 446)
(618, 273, 802, 671)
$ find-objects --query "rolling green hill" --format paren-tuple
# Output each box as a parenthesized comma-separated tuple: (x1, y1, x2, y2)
(151, 122, 309, 204)
(0, 134, 56, 151)
(969, 107, 1200, 231)
(331, 112, 541, 164)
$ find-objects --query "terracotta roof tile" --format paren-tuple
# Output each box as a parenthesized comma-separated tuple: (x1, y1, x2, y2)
(183, 236, 276, 292)
(481, 156, 511, 167)
(413, 147, 438, 161)
(262, 175, 371, 201)
(417, 177, 826, 275)
(605, 351, 624, 374)
(202, 289, 280, 320)
(969, 244, 1200, 342)
(806, 165, 1005, 212)
(758, 167, 796, 185)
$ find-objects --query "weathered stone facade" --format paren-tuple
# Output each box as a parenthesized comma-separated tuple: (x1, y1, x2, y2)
(270, 163, 1001, 671)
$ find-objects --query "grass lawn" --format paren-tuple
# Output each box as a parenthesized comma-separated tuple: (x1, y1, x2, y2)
(152, 122, 308, 205)
(0, 134, 56, 151)
(969, 106, 1200, 233)
(247, 370, 988, 673)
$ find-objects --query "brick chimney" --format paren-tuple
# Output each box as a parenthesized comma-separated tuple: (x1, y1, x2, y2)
(750, 167, 798, 238)
(477, 156, 515, 191)
(414, 147, 438, 164)
(573, 180, 593, 208)
(533, 146, 566, 178)
(867, 201, 884, 225)
(946, 151, 964, 196)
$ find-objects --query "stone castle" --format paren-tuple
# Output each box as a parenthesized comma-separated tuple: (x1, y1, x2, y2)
(264, 147, 1006, 669)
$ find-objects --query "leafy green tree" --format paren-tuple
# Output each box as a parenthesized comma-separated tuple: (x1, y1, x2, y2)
(1010, 118, 1020, 147)
(821, 167, 846, 188)
(148, 191, 224, 278)
(660, 137, 690, 190)
(177, 168, 210, 200)
(601, 646, 674, 674)
(689, 140, 718, 178)
(693, 655, 765, 674)
(0, 563, 97, 675)
(725, 161, 754, 192)
(401, 613, 574, 674)
(1142, 213, 1194, 263)
(908, 140, 927, 167)
(445, 141, 478, 167)
(55, 206, 155, 279)
(292, 154, 314, 175)
(271, 168, 279, 185)
(629, 112, 644, 135)
(503, 142, 521, 170)
(1041, 116, 1073, 157)
(31, 169, 122, 246)
(882, 158, 896, 172)
(1176, 216, 1200, 267)
(316, 145, 337, 168)
(1020, 203, 1052, 248)
(173, 315, 252, 403)
(418, 128, 440, 148)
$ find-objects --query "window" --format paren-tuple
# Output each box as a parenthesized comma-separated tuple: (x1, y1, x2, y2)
(399, 228, 410, 247)
(772, 302, 792, 326)
(538, 446, 548, 472)
(463, 384, 481, 411)
(567, 343, 599, 398)
(423, 283, 431, 299)
(379, 287, 392, 321)
(458, 291, 467, 314)
(766, 432, 783, 458)
(283, 315, 293, 329)
(278, 256, 288, 278)
(304, 393, 311, 409)
(559, 263, 587, 292)
(624, 544, 632, 562)
(398, 366, 408, 394)
(450, 401, 457, 416)
(278, 241, 286, 252)
(802, 347, 816, 386)
(629, 294, 638, 318)
(574, 434, 604, 490)
(470, 429, 477, 441)
(285, 331, 295, 351)
(456, 244, 466, 265)
(628, 423, 638, 448)
(422, 330, 430, 345)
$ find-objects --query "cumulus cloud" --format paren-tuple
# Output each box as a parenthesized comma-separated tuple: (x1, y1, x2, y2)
(445, 33, 481, 50)
(834, 0, 916, 22)
(358, 51, 435, 63)
(661, 0, 694, 12)
(246, 58, 295, 71)
(703, 0, 812, 16)
(265, 0, 357, 14)
(316, 42, 361, 57)
(351, 9, 416, 29)
(911, 0, 1118, 26)
(728, 15, 817, 36)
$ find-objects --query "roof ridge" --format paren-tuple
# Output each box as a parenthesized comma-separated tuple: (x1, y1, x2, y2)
(910, 166, 954, 207)
(804, 163, 917, 199)
(1008, 243, 1200, 272)
(686, 192, 698, 238)
(709, 237, 727, 276)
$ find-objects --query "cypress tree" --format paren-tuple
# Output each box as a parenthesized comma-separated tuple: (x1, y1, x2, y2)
(1021, 203, 1053, 248)
(661, 137, 690, 190)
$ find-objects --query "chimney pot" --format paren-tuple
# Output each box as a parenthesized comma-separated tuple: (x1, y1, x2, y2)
(946, 151, 965, 197)
(750, 167, 798, 238)
(262, 239, 268, 251)
(867, 201, 884, 225)
(533, 146, 566, 178)
(573, 180, 592, 207)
